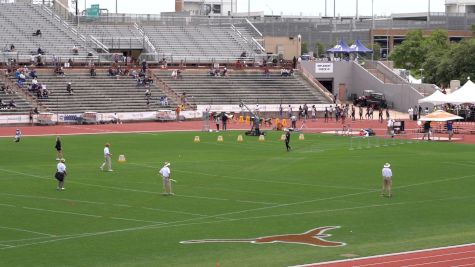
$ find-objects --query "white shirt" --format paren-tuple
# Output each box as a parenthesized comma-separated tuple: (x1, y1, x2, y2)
(382, 167, 392, 178)
(387, 119, 394, 127)
(57, 162, 66, 173)
(104, 147, 110, 157)
(159, 166, 170, 178)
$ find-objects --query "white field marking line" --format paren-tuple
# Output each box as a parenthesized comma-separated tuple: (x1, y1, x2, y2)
(0, 167, 272, 205)
(443, 162, 475, 168)
(0, 193, 108, 206)
(0, 226, 56, 237)
(290, 243, 475, 267)
(347, 247, 475, 266)
(0, 244, 14, 248)
(0, 129, 203, 138)
(0, 235, 63, 244)
(21, 206, 102, 218)
(110, 217, 165, 224)
(402, 256, 475, 267)
(0, 203, 16, 208)
(141, 207, 211, 218)
(132, 162, 370, 191)
(2, 194, 473, 251)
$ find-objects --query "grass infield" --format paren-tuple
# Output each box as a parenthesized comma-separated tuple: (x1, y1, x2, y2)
(0, 131, 474, 267)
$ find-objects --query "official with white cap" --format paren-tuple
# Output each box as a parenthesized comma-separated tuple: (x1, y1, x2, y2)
(381, 163, 393, 197)
(159, 162, 174, 196)
(55, 159, 67, 190)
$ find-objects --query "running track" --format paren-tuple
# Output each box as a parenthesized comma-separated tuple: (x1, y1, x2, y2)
(294, 243, 475, 267)
(1, 120, 475, 266)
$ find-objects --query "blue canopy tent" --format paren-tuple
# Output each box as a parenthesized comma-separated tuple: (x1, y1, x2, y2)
(326, 40, 352, 53)
(350, 39, 373, 53)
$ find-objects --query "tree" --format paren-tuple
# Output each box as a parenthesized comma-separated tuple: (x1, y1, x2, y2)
(471, 24, 475, 35)
(371, 43, 382, 61)
(314, 41, 325, 58)
(389, 30, 428, 71)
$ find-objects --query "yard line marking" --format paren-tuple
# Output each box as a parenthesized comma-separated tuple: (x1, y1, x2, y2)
(0, 244, 14, 248)
(110, 217, 165, 224)
(443, 162, 475, 168)
(0, 193, 107, 206)
(0, 225, 56, 237)
(0, 203, 16, 208)
(403, 256, 475, 266)
(0, 236, 62, 243)
(21, 206, 103, 218)
(141, 207, 210, 217)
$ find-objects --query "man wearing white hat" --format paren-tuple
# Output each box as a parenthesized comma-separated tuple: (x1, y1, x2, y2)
(159, 162, 173, 196)
(381, 163, 393, 197)
(55, 159, 67, 190)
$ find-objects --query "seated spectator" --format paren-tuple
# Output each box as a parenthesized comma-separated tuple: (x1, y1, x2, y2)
(34, 107, 39, 114)
(8, 99, 16, 109)
(66, 82, 73, 95)
(221, 67, 227, 77)
(214, 68, 220, 77)
(90, 65, 96, 77)
(37, 47, 45, 55)
(0, 85, 5, 93)
(55, 66, 65, 76)
(177, 69, 183, 80)
(263, 67, 270, 77)
(72, 45, 79, 55)
(130, 69, 138, 79)
(0, 99, 6, 109)
(145, 88, 151, 98)
(208, 67, 215, 76)
(108, 67, 115, 76)
(67, 58, 73, 67)
(42, 85, 49, 98)
(163, 96, 169, 106)
(10, 44, 15, 52)
(36, 55, 43, 66)
(29, 69, 38, 79)
(171, 70, 177, 79)
(32, 29, 42, 37)
(5, 85, 14, 95)
(111, 113, 120, 124)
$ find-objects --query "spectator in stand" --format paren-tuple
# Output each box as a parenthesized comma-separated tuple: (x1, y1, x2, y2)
(8, 99, 16, 109)
(221, 67, 227, 77)
(55, 66, 65, 76)
(163, 96, 169, 106)
(145, 88, 151, 98)
(10, 44, 15, 52)
(141, 60, 147, 73)
(171, 70, 177, 79)
(31, 77, 39, 91)
(37, 47, 45, 55)
(66, 82, 73, 95)
(264, 66, 270, 77)
(72, 45, 79, 55)
(176, 69, 183, 80)
(32, 29, 42, 37)
(29, 69, 37, 79)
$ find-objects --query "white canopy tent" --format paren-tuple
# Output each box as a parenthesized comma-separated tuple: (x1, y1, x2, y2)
(418, 90, 448, 105)
(445, 79, 475, 104)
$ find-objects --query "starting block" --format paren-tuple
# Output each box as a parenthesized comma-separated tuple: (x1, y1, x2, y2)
(118, 154, 126, 163)
(237, 135, 243, 142)
(217, 135, 224, 142)
(194, 136, 200, 143)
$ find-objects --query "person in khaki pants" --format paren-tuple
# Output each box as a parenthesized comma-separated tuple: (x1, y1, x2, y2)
(159, 162, 173, 196)
(100, 143, 113, 172)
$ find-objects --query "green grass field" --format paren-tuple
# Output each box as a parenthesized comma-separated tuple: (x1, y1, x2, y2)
(1, 131, 475, 267)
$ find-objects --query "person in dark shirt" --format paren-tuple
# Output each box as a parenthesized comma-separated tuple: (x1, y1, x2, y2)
(447, 120, 454, 141)
(285, 130, 291, 151)
(422, 121, 431, 141)
(55, 136, 64, 160)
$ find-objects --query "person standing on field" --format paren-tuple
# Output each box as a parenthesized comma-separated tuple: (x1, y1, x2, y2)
(159, 162, 173, 196)
(55, 136, 63, 160)
(381, 163, 392, 197)
(284, 129, 291, 151)
(100, 143, 113, 171)
(55, 159, 67, 190)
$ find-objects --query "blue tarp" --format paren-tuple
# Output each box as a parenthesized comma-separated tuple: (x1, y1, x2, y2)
(350, 39, 373, 53)
(326, 40, 352, 53)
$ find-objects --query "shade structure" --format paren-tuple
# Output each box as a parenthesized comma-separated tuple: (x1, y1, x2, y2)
(419, 110, 463, 122)
(418, 90, 448, 105)
(327, 40, 352, 53)
(445, 79, 475, 104)
(350, 39, 373, 53)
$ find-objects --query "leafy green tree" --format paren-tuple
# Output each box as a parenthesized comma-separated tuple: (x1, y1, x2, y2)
(301, 41, 309, 55)
(314, 41, 325, 57)
(389, 30, 428, 71)
(471, 24, 475, 35)
(371, 43, 382, 60)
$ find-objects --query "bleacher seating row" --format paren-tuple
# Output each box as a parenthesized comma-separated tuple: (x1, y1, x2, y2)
(8, 72, 175, 114)
(0, 80, 32, 115)
(155, 71, 332, 105)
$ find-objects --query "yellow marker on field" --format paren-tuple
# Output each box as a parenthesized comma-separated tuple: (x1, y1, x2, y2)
(194, 136, 201, 143)
(217, 135, 224, 142)
(239, 115, 244, 123)
(281, 119, 288, 127)
(299, 133, 305, 140)
(118, 154, 126, 163)
(259, 135, 265, 141)
(281, 134, 286, 141)
(237, 135, 243, 142)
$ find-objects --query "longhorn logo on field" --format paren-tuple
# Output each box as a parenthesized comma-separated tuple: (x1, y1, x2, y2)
(180, 226, 346, 247)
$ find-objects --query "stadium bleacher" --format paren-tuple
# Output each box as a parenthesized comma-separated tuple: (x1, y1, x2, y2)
(0, 80, 32, 114)
(155, 71, 332, 105)
(8, 71, 175, 114)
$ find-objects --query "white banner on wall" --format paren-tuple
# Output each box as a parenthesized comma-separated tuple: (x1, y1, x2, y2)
(315, 63, 333, 73)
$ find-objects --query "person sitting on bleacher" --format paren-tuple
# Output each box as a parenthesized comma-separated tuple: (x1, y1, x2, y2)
(66, 82, 73, 95)
(41, 84, 49, 99)
(145, 89, 151, 98)
(8, 99, 16, 109)
(72, 45, 79, 55)
(10, 44, 15, 52)
(214, 68, 220, 77)
(5, 85, 14, 95)
(221, 67, 227, 77)
(171, 70, 177, 79)
(0, 99, 6, 109)
(37, 47, 45, 55)
(89, 64, 96, 77)
(17, 72, 26, 87)
(32, 29, 42, 37)
(31, 78, 39, 91)
(55, 66, 65, 76)
(29, 69, 38, 79)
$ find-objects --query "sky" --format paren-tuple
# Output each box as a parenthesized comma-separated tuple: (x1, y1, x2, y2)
(74, 0, 446, 17)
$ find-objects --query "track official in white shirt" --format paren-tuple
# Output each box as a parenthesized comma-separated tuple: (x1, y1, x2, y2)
(381, 163, 393, 198)
(159, 162, 174, 196)
(55, 159, 67, 190)
(100, 143, 113, 172)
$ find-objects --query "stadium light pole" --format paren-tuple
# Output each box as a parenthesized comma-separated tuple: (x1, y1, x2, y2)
(333, 0, 336, 18)
(115, 0, 118, 14)
(248, 0, 250, 17)
(356, 0, 358, 19)
(371, 0, 374, 61)
(325, 0, 327, 17)
(427, 0, 431, 23)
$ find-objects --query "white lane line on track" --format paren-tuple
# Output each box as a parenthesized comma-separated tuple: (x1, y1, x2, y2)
(110, 217, 165, 224)
(402, 256, 475, 267)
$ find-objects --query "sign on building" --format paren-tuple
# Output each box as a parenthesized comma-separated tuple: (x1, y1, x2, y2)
(315, 63, 333, 73)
